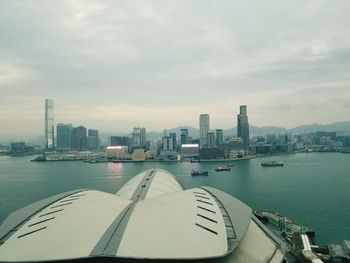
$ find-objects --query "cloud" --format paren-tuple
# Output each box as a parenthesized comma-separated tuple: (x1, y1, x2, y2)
(0, 0, 349, 136)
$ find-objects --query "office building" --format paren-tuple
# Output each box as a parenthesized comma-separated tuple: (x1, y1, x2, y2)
(131, 127, 147, 149)
(216, 129, 223, 146)
(180, 129, 189, 145)
(56, 123, 72, 150)
(44, 99, 54, 149)
(181, 144, 199, 158)
(111, 136, 130, 147)
(207, 132, 215, 148)
(162, 136, 175, 151)
(169, 133, 177, 149)
(199, 114, 209, 148)
(87, 129, 99, 150)
(71, 126, 87, 151)
(237, 105, 250, 152)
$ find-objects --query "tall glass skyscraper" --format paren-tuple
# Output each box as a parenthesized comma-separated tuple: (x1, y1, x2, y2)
(57, 123, 73, 150)
(216, 129, 224, 146)
(45, 99, 54, 149)
(237, 105, 250, 152)
(199, 114, 209, 148)
(131, 127, 147, 149)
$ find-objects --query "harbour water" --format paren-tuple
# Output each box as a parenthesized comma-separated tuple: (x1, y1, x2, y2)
(0, 152, 349, 245)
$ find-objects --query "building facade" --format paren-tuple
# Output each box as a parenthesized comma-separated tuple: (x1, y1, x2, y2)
(199, 114, 209, 148)
(207, 132, 215, 148)
(71, 126, 87, 151)
(131, 127, 147, 149)
(237, 105, 250, 152)
(45, 99, 54, 149)
(111, 136, 130, 147)
(216, 129, 224, 146)
(87, 129, 99, 150)
(180, 129, 189, 145)
(56, 123, 72, 150)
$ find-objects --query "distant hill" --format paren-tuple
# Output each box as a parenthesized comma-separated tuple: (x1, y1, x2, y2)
(147, 121, 350, 140)
(289, 121, 350, 134)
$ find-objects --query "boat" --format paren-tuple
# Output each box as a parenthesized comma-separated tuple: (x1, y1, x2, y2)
(215, 166, 230, 171)
(191, 170, 208, 176)
(261, 161, 284, 167)
(30, 155, 46, 162)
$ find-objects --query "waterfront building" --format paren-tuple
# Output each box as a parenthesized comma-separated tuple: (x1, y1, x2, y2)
(162, 136, 174, 151)
(180, 129, 189, 145)
(199, 114, 209, 148)
(71, 126, 87, 151)
(131, 127, 147, 149)
(132, 149, 146, 161)
(56, 123, 72, 150)
(111, 136, 130, 148)
(9, 142, 33, 155)
(87, 129, 99, 150)
(169, 133, 177, 150)
(237, 105, 250, 152)
(44, 99, 54, 150)
(199, 147, 225, 159)
(105, 146, 129, 159)
(181, 144, 199, 158)
(207, 132, 215, 148)
(216, 129, 224, 146)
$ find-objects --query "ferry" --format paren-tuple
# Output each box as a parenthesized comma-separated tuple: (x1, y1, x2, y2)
(191, 170, 208, 176)
(215, 166, 230, 171)
(261, 160, 284, 167)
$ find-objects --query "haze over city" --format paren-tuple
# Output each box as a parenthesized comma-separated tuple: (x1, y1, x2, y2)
(1, 1, 350, 138)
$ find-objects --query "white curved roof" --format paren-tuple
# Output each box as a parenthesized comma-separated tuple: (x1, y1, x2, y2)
(0, 168, 284, 262)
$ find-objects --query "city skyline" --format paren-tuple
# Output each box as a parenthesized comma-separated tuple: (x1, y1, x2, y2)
(1, 1, 350, 137)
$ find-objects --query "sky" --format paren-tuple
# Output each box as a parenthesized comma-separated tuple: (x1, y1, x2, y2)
(1, 1, 350, 138)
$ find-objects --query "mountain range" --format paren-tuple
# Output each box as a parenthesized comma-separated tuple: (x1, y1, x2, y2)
(146, 121, 350, 141)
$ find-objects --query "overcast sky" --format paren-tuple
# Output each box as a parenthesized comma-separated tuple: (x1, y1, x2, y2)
(1, 1, 349, 137)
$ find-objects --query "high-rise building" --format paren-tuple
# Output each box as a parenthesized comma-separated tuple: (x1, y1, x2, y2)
(140, 128, 146, 148)
(57, 123, 72, 150)
(87, 129, 99, 150)
(162, 136, 174, 151)
(111, 136, 130, 147)
(169, 133, 177, 150)
(45, 99, 54, 149)
(180, 129, 189, 145)
(207, 132, 215, 148)
(131, 127, 147, 149)
(199, 114, 209, 148)
(71, 126, 87, 151)
(216, 129, 224, 146)
(237, 105, 250, 152)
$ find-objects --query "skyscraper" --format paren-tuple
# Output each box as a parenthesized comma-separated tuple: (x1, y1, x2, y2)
(180, 129, 189, 145)
(111, 136, 130, 147)
(199, 114, 209, 148)
(45, 99, 54, 149)
(87, 129, 99, 150)
(237, 105, 250, 152)
(207, 132, 215, 148)
(57, 123, 72, 150)
(71, 126, 87, 151)
(131, 127, 147, 149)
(216, 129, 224, 146)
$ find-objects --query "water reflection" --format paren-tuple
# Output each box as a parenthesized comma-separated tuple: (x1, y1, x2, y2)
(107, 162, 124, 178)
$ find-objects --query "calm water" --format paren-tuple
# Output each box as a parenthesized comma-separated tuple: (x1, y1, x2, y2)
(0, 153, 349, 245)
